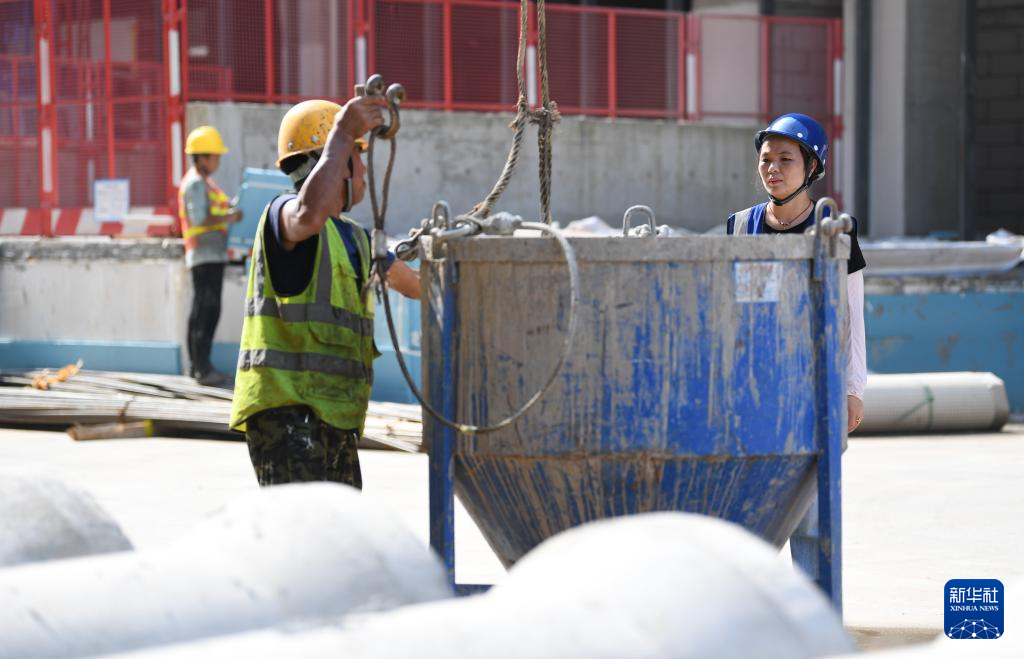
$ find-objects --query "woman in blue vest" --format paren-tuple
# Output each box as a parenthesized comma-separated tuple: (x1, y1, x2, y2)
(727, 113, 866, 429)
(727, 113, 867, 574)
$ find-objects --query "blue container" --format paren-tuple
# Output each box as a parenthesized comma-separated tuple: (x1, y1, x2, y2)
(864, 276, 1024, 413)
(421, 234, 848, 605)
(373, 269, 422, 404)
(227, 168, 293, 261)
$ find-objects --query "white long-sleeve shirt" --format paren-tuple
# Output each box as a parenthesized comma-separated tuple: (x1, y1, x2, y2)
(846, 270, 867, 399)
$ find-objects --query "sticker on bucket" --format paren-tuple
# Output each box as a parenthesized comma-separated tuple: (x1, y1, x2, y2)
(945, 579, 1003, 639)
(734, 261, 782, 303)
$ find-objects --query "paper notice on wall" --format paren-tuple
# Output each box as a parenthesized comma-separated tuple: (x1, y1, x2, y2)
(734, 261, 782, 303)
(94, 179, 130, 222)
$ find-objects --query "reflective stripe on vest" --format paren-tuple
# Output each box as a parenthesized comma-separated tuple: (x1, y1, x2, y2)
(237, 348, 371, 382)
(244, 297, 375, 335)
(730, 202, 828, 235)
(183, 221, 230, 239)
(730, 207, 756, 235)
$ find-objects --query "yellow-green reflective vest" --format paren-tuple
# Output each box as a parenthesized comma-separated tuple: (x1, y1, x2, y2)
(229, 205, 378, 433)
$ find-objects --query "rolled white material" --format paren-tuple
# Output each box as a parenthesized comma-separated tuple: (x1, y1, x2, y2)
(0, 471, 132, 567)
(860, 237, 1024, 277)
(0, 483, 451, 659)
(111, 513, 853, 659)
(860, 372, 1010, 434)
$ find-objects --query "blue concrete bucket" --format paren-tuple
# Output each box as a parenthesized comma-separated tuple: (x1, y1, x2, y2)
(421, 233, 849, 604)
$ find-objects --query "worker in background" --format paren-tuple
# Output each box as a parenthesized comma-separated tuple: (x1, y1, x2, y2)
(178, 126, 243, 386)
(726, 112, 867, 572)
(229, 96, 420, 488)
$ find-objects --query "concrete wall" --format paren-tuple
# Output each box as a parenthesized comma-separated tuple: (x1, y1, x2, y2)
(975, 0, 1024, 236)
(692, 0, 758, 14)
(0, 238, 422, 402)
(840, 0, 858, 218)
(185, 104, 759, 236)
(904, 0, 962, 237)
(773, 0, 842, 17)
(0, 239, 242, 376)
(868, 0, 907, 238)
(0, 250, 187, 345)
(693, 0, 842, 16)
(859, 0, 987, 238)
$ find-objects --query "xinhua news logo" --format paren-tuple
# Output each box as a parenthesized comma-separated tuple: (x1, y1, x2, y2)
(945, 579, 1004, 639)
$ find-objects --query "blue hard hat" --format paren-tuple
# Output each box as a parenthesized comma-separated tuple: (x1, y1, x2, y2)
(754, 113, 828, 182)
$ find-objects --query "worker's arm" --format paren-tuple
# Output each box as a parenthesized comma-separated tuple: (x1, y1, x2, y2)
(183, 179, 242, 227)
(199, 208, 242, 226)
(386, 260, 421, 300)
(846, 269, 866, 432)
(278, 96, 387, 250)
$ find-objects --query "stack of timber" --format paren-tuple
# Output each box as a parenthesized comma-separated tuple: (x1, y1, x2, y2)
(0, 367, 423, 452)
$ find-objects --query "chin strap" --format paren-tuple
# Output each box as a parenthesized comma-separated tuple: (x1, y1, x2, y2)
(769, 181, 811, 206)
(770, 161, 818, 206)
(341, 174, 353, 213)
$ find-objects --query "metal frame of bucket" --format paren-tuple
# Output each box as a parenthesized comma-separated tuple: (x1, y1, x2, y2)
(422, 234, 848, 611)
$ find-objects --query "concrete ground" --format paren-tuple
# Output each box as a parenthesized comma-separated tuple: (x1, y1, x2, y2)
(1, 423, 1022, 653)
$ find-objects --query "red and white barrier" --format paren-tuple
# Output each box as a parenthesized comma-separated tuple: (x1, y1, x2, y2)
(0, 208, 176, 237)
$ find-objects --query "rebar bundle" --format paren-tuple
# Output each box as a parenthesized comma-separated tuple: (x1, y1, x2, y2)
(0, 369, 422, 452)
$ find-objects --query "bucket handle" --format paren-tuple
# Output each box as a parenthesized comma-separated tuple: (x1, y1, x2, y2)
(622, 205, 657, 237)
(807, 198, 854, 280)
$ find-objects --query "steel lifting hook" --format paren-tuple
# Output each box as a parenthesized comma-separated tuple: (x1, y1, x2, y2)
(357, 74, 406, 140)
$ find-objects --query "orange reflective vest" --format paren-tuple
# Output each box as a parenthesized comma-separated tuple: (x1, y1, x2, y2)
(178, 175, 231, 252)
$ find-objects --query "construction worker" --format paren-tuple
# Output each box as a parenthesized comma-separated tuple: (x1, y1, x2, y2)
(727, 112, 866, 575)
(178, 126, 242, 386)
(727, 113, 866, 424)
(228, 95, 420, 488)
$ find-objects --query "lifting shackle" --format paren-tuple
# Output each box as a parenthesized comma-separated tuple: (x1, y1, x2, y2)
(357, 73, 406, 267)
(356, 74, 406, 140)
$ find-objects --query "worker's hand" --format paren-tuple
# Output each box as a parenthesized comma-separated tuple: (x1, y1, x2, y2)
(227, 208, 243, 224)
(336, 95, 388, 141)
(386, 260, 421, 300)
(847, 395, 864, 433)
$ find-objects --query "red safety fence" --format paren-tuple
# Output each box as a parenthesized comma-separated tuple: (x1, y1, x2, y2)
(50, 0, 168, 209)
(182, 0, 840, 125)
(1, 0, 177, 235)
(0, 0, 40, 209)
(1, 0, 842, 234)
(186, 0, 356, 104)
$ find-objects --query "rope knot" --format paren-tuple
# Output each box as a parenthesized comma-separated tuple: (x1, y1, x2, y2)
(528, 101, 561, 128)
(507, 96, 531, 131)
(468, 0, 558, 224)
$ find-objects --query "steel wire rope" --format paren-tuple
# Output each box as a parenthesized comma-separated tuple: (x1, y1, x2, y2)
(534, 0, 559, 225)
(365, 0, 578, 434)
(467, 0, 530, 219)
(378, 221, 579, 435)
(469, 0, 560, 222)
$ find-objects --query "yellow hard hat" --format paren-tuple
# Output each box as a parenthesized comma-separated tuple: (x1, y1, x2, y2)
(277, 99, 368, 166)
(184, 125, 229, 155)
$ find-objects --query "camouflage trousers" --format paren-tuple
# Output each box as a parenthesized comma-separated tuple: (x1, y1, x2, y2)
(245, 405, 362, 489)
